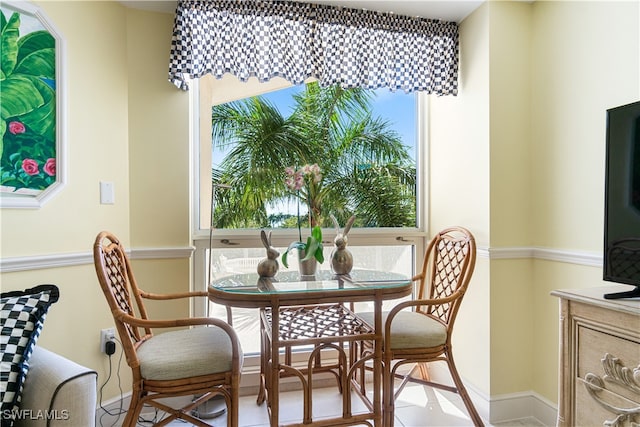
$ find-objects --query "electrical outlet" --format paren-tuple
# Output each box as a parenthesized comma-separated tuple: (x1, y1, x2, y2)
(100, 328, 116, 354)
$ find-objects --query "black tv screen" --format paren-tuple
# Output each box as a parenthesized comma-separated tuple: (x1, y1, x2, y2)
(603, 100, 640, 299)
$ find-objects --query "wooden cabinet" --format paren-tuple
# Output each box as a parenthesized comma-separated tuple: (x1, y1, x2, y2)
(551, 286, 640, 427)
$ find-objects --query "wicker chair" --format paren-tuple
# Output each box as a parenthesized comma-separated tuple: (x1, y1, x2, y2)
(357, 226, 483, 427)
(93, 231, 243, 427)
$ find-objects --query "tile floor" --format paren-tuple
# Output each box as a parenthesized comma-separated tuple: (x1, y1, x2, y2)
(118, 383, 546, 427)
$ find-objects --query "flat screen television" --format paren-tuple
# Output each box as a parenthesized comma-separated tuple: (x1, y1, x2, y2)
(603, 100, 640, 299)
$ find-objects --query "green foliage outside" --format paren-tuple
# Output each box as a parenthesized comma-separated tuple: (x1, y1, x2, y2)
(210, 82, 416, 230)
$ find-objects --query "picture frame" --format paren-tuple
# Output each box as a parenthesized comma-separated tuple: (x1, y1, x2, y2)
(0, 1, 66, 208)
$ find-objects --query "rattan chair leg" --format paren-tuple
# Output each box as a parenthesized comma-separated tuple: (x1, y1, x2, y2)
(229, 390, 239, 427)
(382, 357, 396, 427)
(446, 354, 484, 427)
(122, 407, 139, 427)
(124, 391, 143, 427)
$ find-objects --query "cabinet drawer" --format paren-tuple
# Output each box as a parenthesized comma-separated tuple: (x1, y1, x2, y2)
(575, 377, 640, 427)
(577, 324, 640, 405)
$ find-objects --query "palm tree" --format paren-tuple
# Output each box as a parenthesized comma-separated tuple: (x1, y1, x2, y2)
(210, 82, 416, 229)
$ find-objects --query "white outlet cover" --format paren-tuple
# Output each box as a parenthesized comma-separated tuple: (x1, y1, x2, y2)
(100, 181, 114, 204)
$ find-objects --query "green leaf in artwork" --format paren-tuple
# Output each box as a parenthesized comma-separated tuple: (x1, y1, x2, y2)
(15, 47, 55, 80)
(0, 75, 45, 119)
(16, 30, 55, 65)
(0, 11, 20, 77)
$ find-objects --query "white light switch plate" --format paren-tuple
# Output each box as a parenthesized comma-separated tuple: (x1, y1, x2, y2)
(100, 181, 114, 204)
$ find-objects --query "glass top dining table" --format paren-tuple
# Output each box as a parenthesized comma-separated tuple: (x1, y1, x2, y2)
(208, 269, 412, 308)
(208, 269, 413, 427)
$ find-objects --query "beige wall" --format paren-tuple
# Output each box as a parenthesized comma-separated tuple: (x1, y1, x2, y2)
(1, 1, 133, 400)
(529, 0, 639, 402)
(531, 1, 639, 250)
(429, 1, 492, 395)
(429, 0, 639, 405)
(1, 0, 638, 414)
(489, 1, 536, 397)
(126, 7, 192, 248)
(0, 1, 188, 401)
(1, 1, 131, 255)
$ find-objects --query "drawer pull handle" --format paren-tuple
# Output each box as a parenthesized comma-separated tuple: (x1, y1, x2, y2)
(584, 373, 640, 426)
(583, 354, 640, 427)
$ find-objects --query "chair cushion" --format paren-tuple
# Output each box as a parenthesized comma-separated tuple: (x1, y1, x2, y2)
(358, 310, 447, 350)
(1, 285, 59, 427)
(137, 326, 241, 381)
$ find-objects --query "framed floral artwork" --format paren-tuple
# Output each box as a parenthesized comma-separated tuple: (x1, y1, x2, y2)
(0, 1, 66, 208)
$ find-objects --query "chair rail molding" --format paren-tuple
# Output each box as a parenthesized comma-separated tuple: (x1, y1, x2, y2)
(0, 246, 194, 272)
(0, 245, 600, 273)
(533, 246, 602, 266)
(487, 246, 602, 267)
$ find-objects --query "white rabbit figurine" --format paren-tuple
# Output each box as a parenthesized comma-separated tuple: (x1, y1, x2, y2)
(257, 230, 279, 277)
(330, 214, 355, 275)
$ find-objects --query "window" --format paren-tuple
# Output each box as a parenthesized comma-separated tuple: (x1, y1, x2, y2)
(210, 83, 418, 228)
(191, 74, 427, 355)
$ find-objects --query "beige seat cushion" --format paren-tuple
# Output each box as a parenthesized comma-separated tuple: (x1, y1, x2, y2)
(137, 326, 241, 381)
(357, 311, 447, 350)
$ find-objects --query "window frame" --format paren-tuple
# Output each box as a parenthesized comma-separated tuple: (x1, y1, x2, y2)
(189, 76, 430, 316)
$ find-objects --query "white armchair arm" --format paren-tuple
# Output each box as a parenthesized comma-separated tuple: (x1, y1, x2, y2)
(16, 346, 97, 427)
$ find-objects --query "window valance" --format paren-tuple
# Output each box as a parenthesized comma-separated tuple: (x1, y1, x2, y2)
(168, 0, 459, 95)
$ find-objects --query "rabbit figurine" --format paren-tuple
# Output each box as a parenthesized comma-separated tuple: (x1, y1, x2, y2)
(330, 214, 355, 275)
(257, 230, 279, 277)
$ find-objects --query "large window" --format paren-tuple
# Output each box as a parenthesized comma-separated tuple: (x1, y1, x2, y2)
(192, 74, 427, 355)
(210, 83, 418, 230)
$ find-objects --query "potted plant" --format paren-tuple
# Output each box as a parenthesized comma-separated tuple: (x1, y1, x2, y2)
(281, 164, 324, 275)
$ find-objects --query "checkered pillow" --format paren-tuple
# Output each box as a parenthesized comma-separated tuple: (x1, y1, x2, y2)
(1, 285, 59, 426)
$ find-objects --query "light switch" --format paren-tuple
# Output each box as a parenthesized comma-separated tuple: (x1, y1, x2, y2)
(100, 181, 114, 204)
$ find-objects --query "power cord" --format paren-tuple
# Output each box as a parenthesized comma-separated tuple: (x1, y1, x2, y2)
(96, 338, 206, 426)
(98, 337, 126, 427)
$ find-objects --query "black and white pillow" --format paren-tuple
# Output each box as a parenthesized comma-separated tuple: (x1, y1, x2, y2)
(1, 284, 59, 426)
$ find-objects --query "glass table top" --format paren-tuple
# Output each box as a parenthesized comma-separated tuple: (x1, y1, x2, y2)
(210, 269, 411, 295)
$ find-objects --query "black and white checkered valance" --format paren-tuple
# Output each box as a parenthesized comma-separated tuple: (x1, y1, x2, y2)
(168, 0, 459, 95)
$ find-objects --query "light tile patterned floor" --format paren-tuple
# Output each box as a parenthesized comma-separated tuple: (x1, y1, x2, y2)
(118, 384, 547, 427)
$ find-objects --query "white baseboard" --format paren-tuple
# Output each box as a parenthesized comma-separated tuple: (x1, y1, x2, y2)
(489, 391, 557, 426)
(96, 364, 558, 426)
(426, 363, 557, 426)
(97, 389, 558, 427)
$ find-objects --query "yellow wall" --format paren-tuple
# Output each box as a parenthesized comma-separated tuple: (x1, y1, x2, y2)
(1, 0, 639, 414)
(125, 7, 192, 248)
(531, 1, 639, 250)
(0, 1, 188, 401)
(1, 1, 131, 255)
(429, 1, 492, 395)
(488, 1, 536, 397)
(429, 0, 639, 404)
(1, 1, 133, 400)
(529, 0, 639, 401)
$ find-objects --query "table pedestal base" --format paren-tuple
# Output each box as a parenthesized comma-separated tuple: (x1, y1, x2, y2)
(259, 304, 380, 426)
